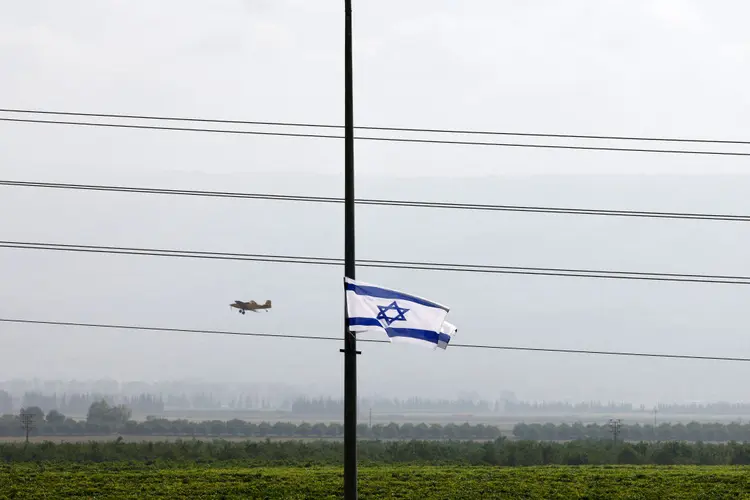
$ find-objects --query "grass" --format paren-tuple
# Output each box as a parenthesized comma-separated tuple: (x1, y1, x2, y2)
(2, 464, 750, 499)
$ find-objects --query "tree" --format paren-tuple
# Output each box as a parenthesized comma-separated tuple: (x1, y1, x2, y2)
(617, 445, 642, 464)
(19, 407, 44, 443)
(46, 409, 66, 425)
(21, 406, 45, 422)
(0, 390, 12, 415)
(86, 400, 131, 429)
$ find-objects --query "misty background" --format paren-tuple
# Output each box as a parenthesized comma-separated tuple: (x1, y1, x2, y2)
(2, 0, 750, 408)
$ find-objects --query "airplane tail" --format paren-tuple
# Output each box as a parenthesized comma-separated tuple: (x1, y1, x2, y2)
(264, 300, 272, 307)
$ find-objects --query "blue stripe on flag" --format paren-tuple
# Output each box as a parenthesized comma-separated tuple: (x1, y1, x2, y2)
(348, 317, 381, 327)
(345, 282, 448, 311)
(348, 318, 452, 346)
(386, 328, 452, 345)
(386, 328, 439, 343)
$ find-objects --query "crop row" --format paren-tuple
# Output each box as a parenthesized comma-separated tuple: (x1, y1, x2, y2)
(5, 438, 750, 466)
(1, 464, 749, 499)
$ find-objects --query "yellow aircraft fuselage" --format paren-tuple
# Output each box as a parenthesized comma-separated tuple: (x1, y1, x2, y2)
(231, 300, 272, 314)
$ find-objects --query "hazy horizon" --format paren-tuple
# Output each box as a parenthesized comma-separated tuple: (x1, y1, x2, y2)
(3, 1, 750, 408)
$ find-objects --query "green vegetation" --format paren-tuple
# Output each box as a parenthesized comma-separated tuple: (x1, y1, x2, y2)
(5, 401, 507, 440)
(2, 404, 501, 439)
(512, 421, 750, 442)
(6, 390, 162, 416)
(10, 402, 750, 443)
(1, 463, 749, 499)
(4, 440, 750, 497)
(4, 438, 750, 466)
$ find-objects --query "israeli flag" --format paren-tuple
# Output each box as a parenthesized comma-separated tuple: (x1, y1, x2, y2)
(437, 321, 458, 350)
(344, 277, 456, 349)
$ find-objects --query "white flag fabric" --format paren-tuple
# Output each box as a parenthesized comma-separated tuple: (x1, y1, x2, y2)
(437, 321, 457, 350)
(344, 277, 455, 349)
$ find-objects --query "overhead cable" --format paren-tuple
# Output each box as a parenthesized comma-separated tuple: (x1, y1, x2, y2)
(2, 317, 750, 363)
(1, 116, 749, 158)
(2, 107, 749, 146)
(1, 179, 749, 223)
(2, 240, 750, 286)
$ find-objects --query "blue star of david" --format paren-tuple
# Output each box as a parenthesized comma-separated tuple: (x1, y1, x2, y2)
(376, 301, 409, 326)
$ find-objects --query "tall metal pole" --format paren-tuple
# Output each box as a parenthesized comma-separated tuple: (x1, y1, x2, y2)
(343, 0, 357, 498)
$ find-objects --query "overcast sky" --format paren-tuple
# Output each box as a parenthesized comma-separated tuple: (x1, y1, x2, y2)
(2, 0, 750, 406)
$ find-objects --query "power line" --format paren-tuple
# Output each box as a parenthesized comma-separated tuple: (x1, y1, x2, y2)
(2, 107, 750, 146)
(2, 179, 750, 223)
(2, 116, 749, 158)
(0, 318, 356, 343)
(2, 240, 750, 286)
(3, 317, 750, 363)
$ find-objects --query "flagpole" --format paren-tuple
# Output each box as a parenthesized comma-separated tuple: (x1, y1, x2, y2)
(343, 0, 358, 498)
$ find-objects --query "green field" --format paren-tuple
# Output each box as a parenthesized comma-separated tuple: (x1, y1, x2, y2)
(2, 464, 750, 499)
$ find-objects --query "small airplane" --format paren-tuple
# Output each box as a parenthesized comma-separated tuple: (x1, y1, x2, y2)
(230, 299, 272, 314)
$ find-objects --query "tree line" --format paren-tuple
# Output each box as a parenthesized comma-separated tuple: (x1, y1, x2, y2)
(4, 391, 164, 416)
(655, 402, 750, 415)
(3, 392, 499, 415)
(9, 401, 750, 442)
(290, 397, 494, 415)
(2, 400, 132, 436)
(504, 401, 635, 413)
(7, 387, 750, 416)
(512, 421, 750, 442)
(1, 404, 500, 439)
(290, 398, 750, 416)
(4, 439, 750, 466)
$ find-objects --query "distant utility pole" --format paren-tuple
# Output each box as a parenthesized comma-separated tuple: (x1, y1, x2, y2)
(608, 418, 622, 446)
(20, 412, 34, 443)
